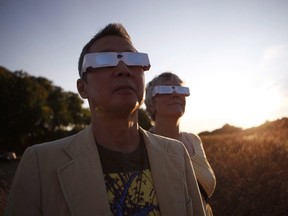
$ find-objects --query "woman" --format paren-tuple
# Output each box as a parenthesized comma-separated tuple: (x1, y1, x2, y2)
(145, 72, 216, 216)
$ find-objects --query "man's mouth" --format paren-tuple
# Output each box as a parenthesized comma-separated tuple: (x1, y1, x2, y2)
(114, 85, 135, 93)
(169, 102, 183, 106)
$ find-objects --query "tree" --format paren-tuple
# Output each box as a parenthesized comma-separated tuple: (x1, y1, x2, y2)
(0, 67, 90, 153)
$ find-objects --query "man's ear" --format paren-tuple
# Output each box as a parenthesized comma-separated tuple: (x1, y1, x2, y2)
(77, 79, 88, 99)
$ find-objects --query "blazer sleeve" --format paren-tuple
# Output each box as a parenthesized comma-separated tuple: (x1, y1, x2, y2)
(4, 147, 42, 216)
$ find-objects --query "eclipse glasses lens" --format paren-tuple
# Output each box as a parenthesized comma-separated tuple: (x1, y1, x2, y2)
(81, 52, 150, 76)
(152, 85, 190, 97)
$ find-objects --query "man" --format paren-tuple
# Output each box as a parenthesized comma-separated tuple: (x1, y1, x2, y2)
(5, 23, 206, 216)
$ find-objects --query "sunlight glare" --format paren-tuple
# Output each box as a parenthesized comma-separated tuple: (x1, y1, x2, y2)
(183, 71, 283, 132)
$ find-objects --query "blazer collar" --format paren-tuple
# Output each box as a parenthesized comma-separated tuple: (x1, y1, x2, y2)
(57, 125, 111, 216)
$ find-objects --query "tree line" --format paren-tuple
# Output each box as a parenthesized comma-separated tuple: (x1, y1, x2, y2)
(0, 66, 152, 154)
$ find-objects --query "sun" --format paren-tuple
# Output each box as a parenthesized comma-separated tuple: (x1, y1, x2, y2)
(226, 83, 282, 128)
(181, 74, 283, 133)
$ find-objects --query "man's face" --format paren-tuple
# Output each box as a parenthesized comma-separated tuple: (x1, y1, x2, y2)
(79, 36, 145, 118)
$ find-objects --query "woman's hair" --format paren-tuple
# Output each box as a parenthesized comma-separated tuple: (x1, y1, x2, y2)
(145, 72, 183, 121)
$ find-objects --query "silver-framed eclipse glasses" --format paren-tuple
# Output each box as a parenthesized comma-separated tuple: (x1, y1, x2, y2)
(152, 85, 190, 97)
(81, 52, 150, 77)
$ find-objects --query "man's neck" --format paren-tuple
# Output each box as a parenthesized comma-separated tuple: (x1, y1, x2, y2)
(92, 116, 140, 153)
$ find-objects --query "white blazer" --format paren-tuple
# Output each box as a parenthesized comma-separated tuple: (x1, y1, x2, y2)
(5, 125, 206, 216)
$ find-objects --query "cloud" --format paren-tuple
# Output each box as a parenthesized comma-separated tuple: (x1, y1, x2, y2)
(260, 44, 288, 96)
(262, 44, 287, 62)
(261, 44, 288, 74)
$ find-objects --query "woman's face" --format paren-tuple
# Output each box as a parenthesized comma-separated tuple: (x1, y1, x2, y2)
(152, 80, 186, 120)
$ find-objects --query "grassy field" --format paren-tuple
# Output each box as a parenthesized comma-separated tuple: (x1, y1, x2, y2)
(1, 118, 288, 215)
(201, 122, 288, 216)
(0, 160, 18, 216)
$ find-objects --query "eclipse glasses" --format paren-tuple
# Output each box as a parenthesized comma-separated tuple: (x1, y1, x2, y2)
(152, 85, 190, 97)
(81, 52, 150, 76)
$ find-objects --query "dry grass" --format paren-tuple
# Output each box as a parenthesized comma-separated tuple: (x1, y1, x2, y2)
(0, 169, 10, 216)
(0, 160, 19, 216)
(201, 128, 288, 216)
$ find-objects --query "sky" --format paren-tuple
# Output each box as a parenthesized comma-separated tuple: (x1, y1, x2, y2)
(1, 0, 288, 133)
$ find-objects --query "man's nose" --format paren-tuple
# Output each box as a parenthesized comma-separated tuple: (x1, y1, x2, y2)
(114, 61, 133, 76)
(171, 91, 180, 98)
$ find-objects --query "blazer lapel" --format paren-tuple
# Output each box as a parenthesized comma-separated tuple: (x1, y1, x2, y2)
(140, 128, 186, 216)
(57, 125, 111, 216)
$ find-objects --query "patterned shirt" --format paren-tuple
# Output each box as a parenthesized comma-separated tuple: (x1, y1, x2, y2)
(97, 136, 161, 216)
